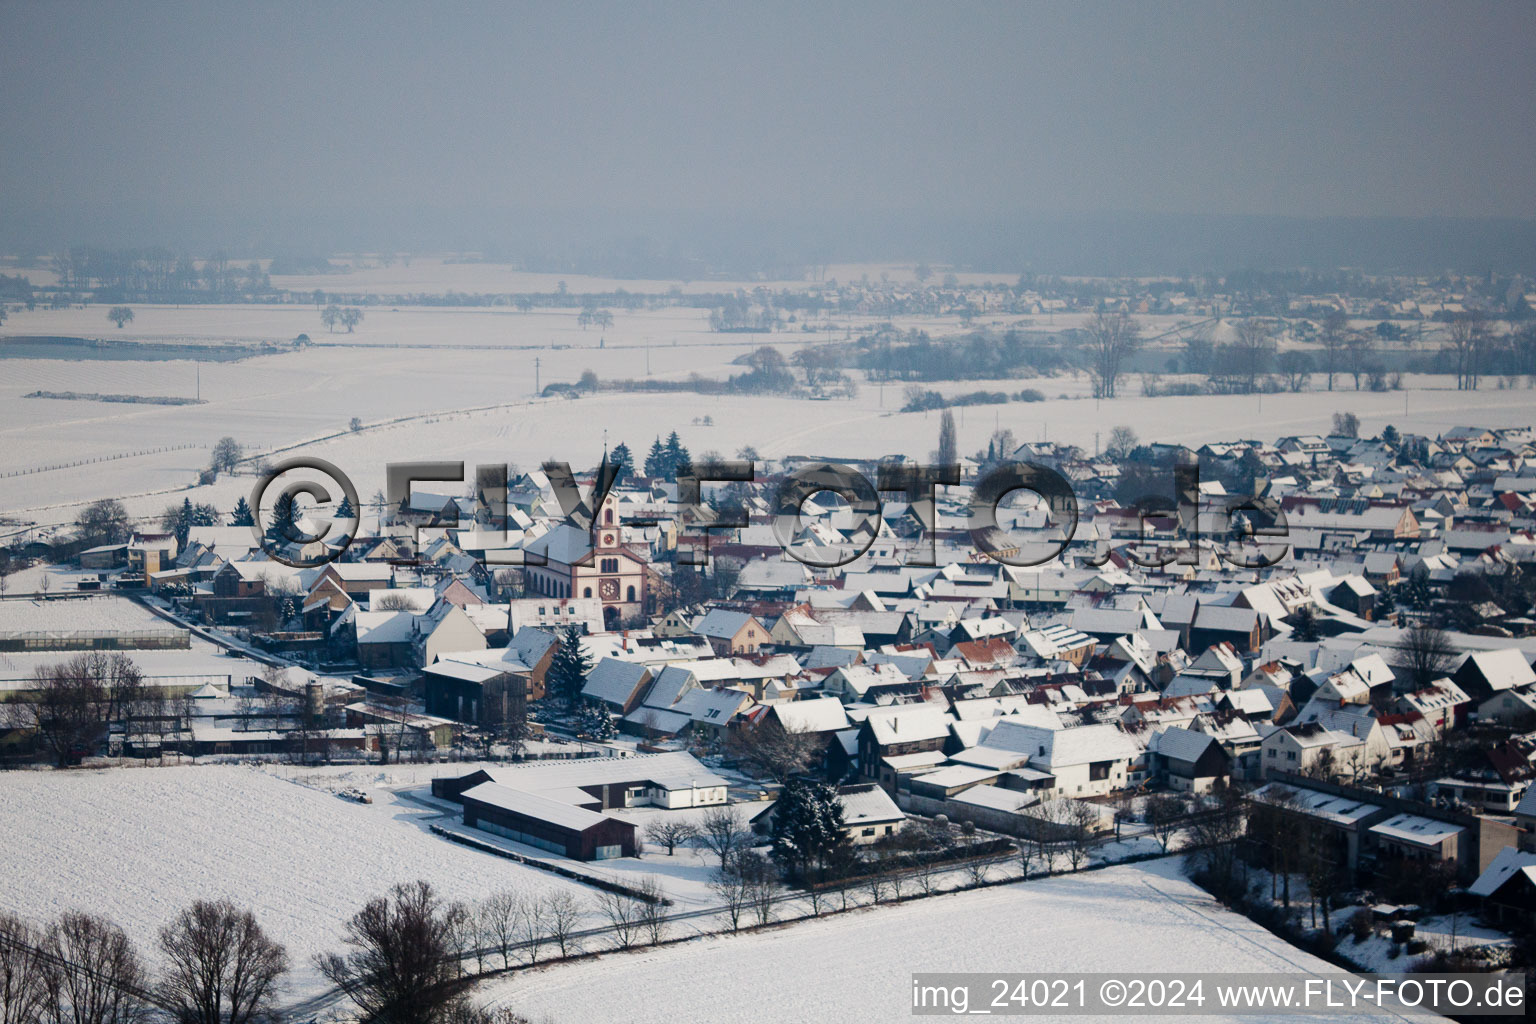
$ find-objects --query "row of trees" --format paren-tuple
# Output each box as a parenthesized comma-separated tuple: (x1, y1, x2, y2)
(49, 247, 270, 302)
(0, 900, 287, 1024)
(3, 653, 163, 767)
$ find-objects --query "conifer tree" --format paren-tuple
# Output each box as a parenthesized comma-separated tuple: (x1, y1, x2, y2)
(265, 492, 298, 543)
(231, 496, 254, 526)
(174, 497, 194, 548)
(644, 437, 667, 479)
(575, 699, 615, 739)
(547, 625, 594, 709)
(610, 442, 635, 481)
(769, 777, 850, 882)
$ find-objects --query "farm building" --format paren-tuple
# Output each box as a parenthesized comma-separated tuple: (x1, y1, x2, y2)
(460, 782, 637, 861)
(432, 751, 729, 810)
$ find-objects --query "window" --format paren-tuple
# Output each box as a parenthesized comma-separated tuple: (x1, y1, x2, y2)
(627, 585, 636, 602)
(604, 510, 613, 525)
(884, 825, 893, 834)
(1286, 750, 1297, 761)
(1267, 748, 1276, 758)
(600, 557, 619, 573)
(583, 587, 592, 598)
(862, 827, 874, 837)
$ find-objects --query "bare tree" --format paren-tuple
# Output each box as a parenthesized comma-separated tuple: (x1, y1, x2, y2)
(1276, 350, 1313, 392)
(210, 437, 243, 475)
(633, 877, 668, 945)
(1331, 411, 1360, 438)
(479, 892, 519, 970)
(861, 864, 890, 905)
(0, 912, 47, 1024)
(442, 902, 475, 978)
(1030, 800, 1074, 873)
(39, 911, 149, 1024)
(1447, 313, 1491, 391)
(1395, 624, 1457, 688)
(157, 900, 288, 1024)
(643, 819, 698, 856)
(235, 687, 258, 733)
(1318, 309, 1347, 391)
(1188, 787, 1245, 898)
(1014, 838, 1037, 882)
(725, 721, 820, 783)
(19, 653, 133, 766)
(541, 892, 582, 959)
(1104, 425, 1138, 461)
(1231, 319, 1274, 393)
(708, 865, 752, 933)
(512, 896, 545, 967)
(1344, 330, 1374, 390)
(1083, 311, 1141, 399)
(734, 852, 778, 926)
(593, 890, 644, 950)
(316, 881, 461, 1024)
(696, 806, 748, 868)
(1144, 794, 1186, 853)
(1061, 800, 1100, 870)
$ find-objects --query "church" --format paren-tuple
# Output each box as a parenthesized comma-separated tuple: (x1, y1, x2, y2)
(522, 491, 647, 628)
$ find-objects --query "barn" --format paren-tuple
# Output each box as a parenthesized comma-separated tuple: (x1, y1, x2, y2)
(461, 781, 638, 861)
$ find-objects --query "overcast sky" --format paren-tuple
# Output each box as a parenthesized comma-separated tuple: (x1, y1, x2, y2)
(3, 1, 1534, 257)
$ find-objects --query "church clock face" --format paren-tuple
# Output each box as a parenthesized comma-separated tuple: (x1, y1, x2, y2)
(598, 578, 619, 600)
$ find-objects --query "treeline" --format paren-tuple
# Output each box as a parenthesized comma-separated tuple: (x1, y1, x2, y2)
(852, 326, 1070, 381)
(23, 391, 205, 406)
(900, 388, 1037, 413)
(48, 247, 272, 303)
(0, 881, 540, 1024)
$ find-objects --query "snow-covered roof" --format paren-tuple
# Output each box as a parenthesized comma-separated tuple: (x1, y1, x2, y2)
(1367, 813, 1463, 848)
(836, 783, 904, 825)
(479, 751, 726, 794)
(949, 784, 1036, 813)
(1469, 846, 1536, 897)
(582, 658, 651, 705)
(769, 696, 850, 733)
(693, 608, 758, 639)
(1149, 726, 1219, 765)
(1459, 649, 1536, 692)
(461, 781, 615, 832)
(863, 704, 953, 745)
(1249, 782, 1381, 826)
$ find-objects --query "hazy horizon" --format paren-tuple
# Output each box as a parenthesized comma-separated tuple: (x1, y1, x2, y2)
(4, 1, 1535, 273)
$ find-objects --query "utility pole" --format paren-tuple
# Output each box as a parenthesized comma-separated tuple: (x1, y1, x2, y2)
(195, 361, 200, 402)
(534, 356, 541, 397)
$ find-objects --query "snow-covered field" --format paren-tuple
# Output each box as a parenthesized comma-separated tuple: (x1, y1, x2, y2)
(480, 859, 1437, 1024)
(0, 281, 1487, 531)
(0, 765, 595, 999)
(2, 326, 1521, 531)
